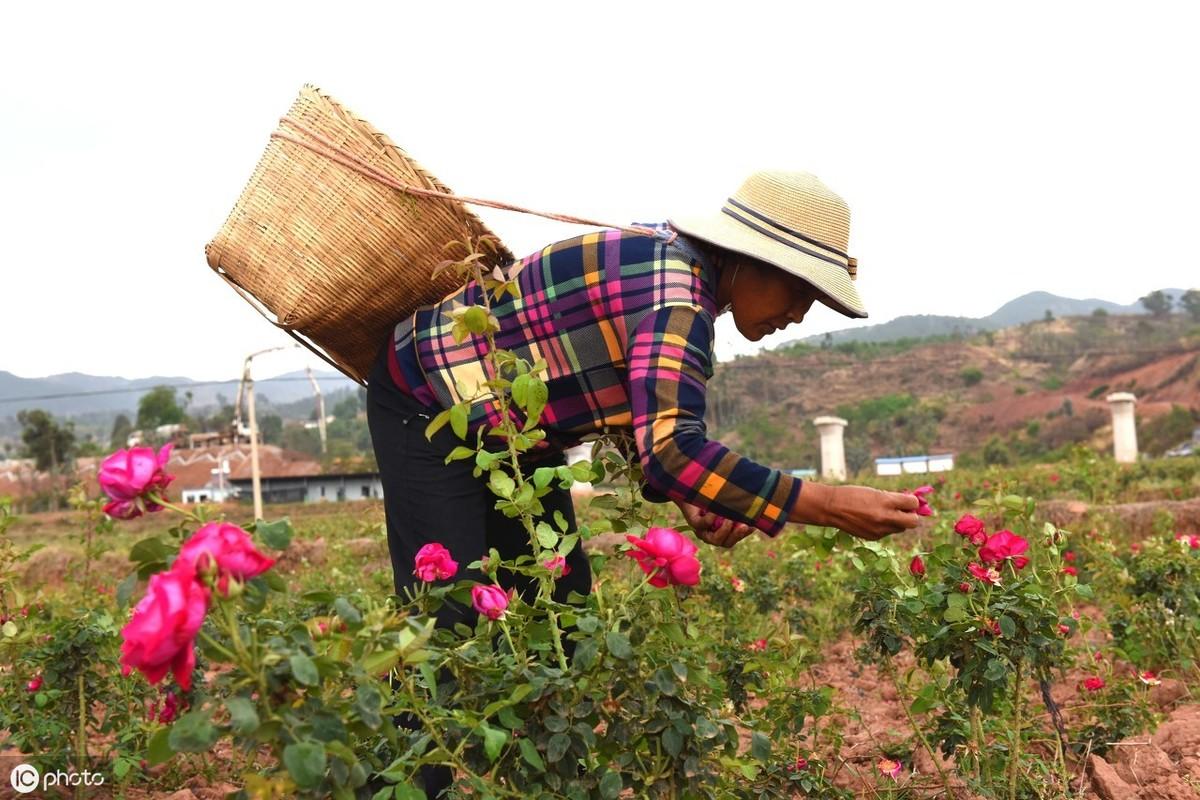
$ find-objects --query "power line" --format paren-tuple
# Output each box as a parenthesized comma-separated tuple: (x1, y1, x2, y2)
(0, 377, 355, 405)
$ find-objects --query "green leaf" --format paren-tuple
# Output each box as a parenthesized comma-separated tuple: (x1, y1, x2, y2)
(334, 597, 363, 626)
(445, 446, 476, 463)
(943, 606, 967, 623)
(450, 404, 469, 440)
(257, 518, 293, 550)
(662, 726, 683, 757)
(147, 727, 174, 765)
(750, 731, 771, 762)
(167, 710, 218, 753)
(2, 620, 17, 638)
(984, 659, 1007, 682)
(226, 696, 259, 736)
(546, 733, 571, 763)
(518, 737, 546, 772)
(290, 653, 320, 687)
(1074, 583, 1094, 598)
(536, 522, 559, 550)
(355, 685, 383, 730)
(532, 466, 556, 490)
(393, 782, 427, 800)
(462, 306, 489, 334)
(489, 470, 515, 499)
(511, 373, 531, 408)
(998, 615, 1017, 638)
(606, 631, 633, 660)
(116, 571, 138, 609)
(479, 724, 508, 762)
(424, 408, 452, 440)
(283, 740, 327, 789)
(599, 770, 622, 799)
(129, 536, 168, 564)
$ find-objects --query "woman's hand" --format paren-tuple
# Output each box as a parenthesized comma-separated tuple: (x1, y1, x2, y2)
(675, 501, 756, 548)
(790, 482, 920, 541)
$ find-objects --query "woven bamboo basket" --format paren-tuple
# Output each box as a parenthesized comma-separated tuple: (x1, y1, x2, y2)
(205, 85, 514, 384)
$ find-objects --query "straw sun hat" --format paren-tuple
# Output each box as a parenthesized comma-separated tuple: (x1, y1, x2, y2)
(668, 170, 867, 319)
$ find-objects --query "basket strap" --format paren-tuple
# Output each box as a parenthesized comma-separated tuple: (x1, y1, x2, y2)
(271, 117, 679, 245)
(214, 268, 369, 386)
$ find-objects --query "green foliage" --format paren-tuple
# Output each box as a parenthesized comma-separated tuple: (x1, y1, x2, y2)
(959, 367, 983, 387)
(110, 413, 133, 449)
(17, 408, 76, 471)
(136, 385, 185, 430)
(1139, 290, 1173, 318)
(1140, 404, 1198, 455)
(1181, 288, 1200, 322)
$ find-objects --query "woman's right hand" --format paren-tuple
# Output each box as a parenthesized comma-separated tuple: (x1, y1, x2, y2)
(790, 482, 920, 541)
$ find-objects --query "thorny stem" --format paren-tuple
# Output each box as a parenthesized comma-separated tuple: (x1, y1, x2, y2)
(146, 493, 201, 522)
(1008, 661, 1024, 800)
(885, 659, 953, 798)
(467, 252, 571, 671)
(972, 705, 990, 784)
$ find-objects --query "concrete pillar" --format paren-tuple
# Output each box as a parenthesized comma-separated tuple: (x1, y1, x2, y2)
(813, 416, 849, 480)
(1106, 392, 1138, 464)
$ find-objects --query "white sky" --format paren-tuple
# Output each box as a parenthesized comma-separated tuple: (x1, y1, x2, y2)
(2, 1, 1198, 383)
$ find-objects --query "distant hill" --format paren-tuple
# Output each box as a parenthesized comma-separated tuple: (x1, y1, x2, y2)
(792, 288, 1188, 346)
(0, 369, 359, 420)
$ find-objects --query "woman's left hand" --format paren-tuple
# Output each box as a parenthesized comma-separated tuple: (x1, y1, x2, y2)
(676, 501, 756, 548)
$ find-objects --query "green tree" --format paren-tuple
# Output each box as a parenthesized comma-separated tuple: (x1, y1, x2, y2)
(258, 414, 283, 445)
(1139, 290, 1173, 318)
(109, 413, 133, 450)
(136, 386, 185, 430)
(1180, 289, 1200, 322)
(17, 409, 76, 471)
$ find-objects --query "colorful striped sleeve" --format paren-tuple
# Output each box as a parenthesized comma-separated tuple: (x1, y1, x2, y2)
(627, 304, 801, 537)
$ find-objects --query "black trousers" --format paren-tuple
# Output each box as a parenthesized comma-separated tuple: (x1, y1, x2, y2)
(366, 344, 592, 795)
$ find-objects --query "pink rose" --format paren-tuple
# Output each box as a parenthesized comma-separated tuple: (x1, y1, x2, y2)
(748, 638, 768, 652)
(625, 528, 702, 588)
(176, 523, 275, 593)
(99, 444, 175, 519)
(26, 674, 43, 693)
(413, 542, 459, 582)
(953, 514, 988, 547)
(911, 485, 934, 517)
(878, 758, 903, 779)
(543, 555, 571, 579)
(471, 584, 511, 621)
(979, 530, 1030, 569)
(120, 565, 210, 690)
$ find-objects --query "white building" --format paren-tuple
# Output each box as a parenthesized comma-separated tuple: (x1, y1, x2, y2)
(874, 454, 955, 476)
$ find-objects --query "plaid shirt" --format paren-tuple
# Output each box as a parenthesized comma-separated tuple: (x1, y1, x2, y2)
(386, 224, 801, 536)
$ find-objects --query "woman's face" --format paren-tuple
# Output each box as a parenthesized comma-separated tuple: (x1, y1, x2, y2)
(728, 257, 823, 341)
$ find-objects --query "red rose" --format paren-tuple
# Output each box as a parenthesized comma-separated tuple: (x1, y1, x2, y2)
(1061, 566, 1078, 577)
(177, 523, 275, 593)
(120, 565, 210, 690)
(98, 444, 175, 520)
(543, 555, 571, 579)
(26, 674, 43, 693)
(911, 485, 935, 517)
(413, 542, 459, 582)
(625, 528, 701, 588)
(1081, 676, 1105, 693)
(1063, 551, 1076, 563)
(967, 562, 1001, 586)
(979, 530, 1030, 569)
(909, 555, 926, 578)
(471, 584, 511, 621)
(954, 514, 988, 547)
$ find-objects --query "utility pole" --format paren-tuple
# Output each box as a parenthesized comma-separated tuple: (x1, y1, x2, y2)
(240, 345, 292, 520)
(305, 366, 328, 455)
